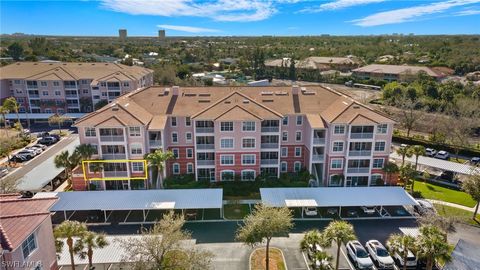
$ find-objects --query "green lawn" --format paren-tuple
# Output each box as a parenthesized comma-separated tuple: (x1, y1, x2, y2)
(413, 181, 477, 207)
(434, 204, 480, 227)
(224, 204, 251, 220)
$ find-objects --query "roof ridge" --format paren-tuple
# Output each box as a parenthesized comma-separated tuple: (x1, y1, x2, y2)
(0, 197, 57, 203)
(348, 113, 379, 124)
(214, 104, 263, 120)
(0, 212, 51, 219)
(94, 115, 127, 127)
(0, 224, 13, 251)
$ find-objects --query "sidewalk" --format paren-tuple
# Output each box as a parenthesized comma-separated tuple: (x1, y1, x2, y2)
(427, 199, 478, 213)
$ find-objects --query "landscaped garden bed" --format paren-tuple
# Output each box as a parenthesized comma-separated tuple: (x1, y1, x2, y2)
(224, 204, 251, 219)
(251, 247, 286, 270)
(414, 181, 476, 207)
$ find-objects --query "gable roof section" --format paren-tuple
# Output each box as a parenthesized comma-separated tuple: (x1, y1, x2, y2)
(215, 105, 263, 121)
(305, 113, 325, 129)
(148, 115, 167, 130)
(95, 116, 127, 127)
(349, 114, 379, 124)
(77, 103, 144, 127)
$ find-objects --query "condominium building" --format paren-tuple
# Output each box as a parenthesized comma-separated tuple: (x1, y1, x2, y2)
(352, 64, 451, 82)
(0, 62, 153, 114)
(265, 56, 360, 72)
(73, 85, 394, 191)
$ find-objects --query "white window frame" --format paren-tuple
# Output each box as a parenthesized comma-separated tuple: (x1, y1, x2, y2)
(333, 125, 345, 134)
(40, 81, 47, 87)
(220, 138, 234, 149)
(374, 141, 386, 152)
(281, 147, 288, 157)
(371, 174, 383, 185)
(376, 124, 388, 134)
(294, 147, 302, 157)
(241, 154, 256, 165)
(172, 163, 180, 174)
(187, 163, 194, 174)
(282, 116, 288, 126)
(129, 126, 141, 137)
(373, 158, 384, 169)
(242, 138, 256, 149)
(21, 233, 37, 259)
(55, 90, 61, 96)
(220, 121, 234, 132)
(329, 174, 342, 187)
(221, 170, 235, 181)
(280, 161, 288, 172)
(132, 162, 144, 172)
(186, 148, 193, 159)
(331, 159, 343, 169)
(130, 144, 143, 155)
(85, 127, 96, 137)
(241, 170, 256, 181)
(42, 90, 49, 96)
(185, 117, 191, 127)
(185, 132, 192, 142)
(171, 117, 177, 127)
(296, 115, 303, 125)
(171, 132, 178, 143)
(220, 155, 235, 166)
(242, 121, 256, 132)
(332, 141, 344, 152)
(295, 131, 302, 142)
(172, 148, 179, 158)
(282, 131, 288, 142)
(294, 161, 302, 172)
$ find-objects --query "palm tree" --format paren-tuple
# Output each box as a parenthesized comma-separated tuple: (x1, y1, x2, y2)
(300, 229, 323, 251)
(75, 144, 97, 161)
(386, 233, 416, 270)
(418, 213, 456, 241)
(54, 221, 88, 270)
(396, 145, 413, 168)
(77, 231, 109, 270)
(0, 105, 9, 135)
(410, 145, 425, 193)
(88, 161, 103, 190)
(145, 149, 175, 189)
(322, 220, 356, 270)
(54, 150, 81, 188)
(382, 161, 399, 185)
(312, 251, 333, 270)
(416, 225, 452, 270)
(399, 164, 417, 190)
(3, 97, 22, 131)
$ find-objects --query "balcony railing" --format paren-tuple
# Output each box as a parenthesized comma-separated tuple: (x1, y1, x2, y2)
(196, 127, 214, 133)
(100, 135, 124, 142)
(149, 140, 162, 148)
(312, 155, 324, 162)
(65, 94, 78, 98)
(350, 133, 374, 139)
(197, 160, 215, 166)
(103, 171, 128, 177)
(347, 167, 370, 174)
(261, 143, 279, 149)
(107, 86, 120, 90)
(261, 159, 278, 165)
(261, 126, 279, 133)
(27, 85, 38, 90)
(348, 150, 372, 157)
(196, 144, 215, 150)
(102, 153, 126, 160)
(28, 94, 40, 98)
(313, 138, 325, 145)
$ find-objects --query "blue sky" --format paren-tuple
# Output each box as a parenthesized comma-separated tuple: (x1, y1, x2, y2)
(1, 0, 479, 36)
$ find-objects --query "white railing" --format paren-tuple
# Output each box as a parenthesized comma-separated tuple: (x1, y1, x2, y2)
(197, 144, 215, 150)
(102, 153, 126, 160)
(196, 127, 214, 133)
(197, 160, 215, 166)
(348, 150, 372, 157)
(261, 126, 279, 132)
(100, 135, 124, 142)
(261, 159, 278, 165)
(350, 133, 374, 139)
(261, 143, 279, 149)
(312, 155, 324, 162)
(149, 140, 162, 148)
(103, 171, 128, 177)
(347, 167, 370, 174)
(313, 138, 325, 145)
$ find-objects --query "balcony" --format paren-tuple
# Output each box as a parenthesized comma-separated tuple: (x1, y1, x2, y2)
(197, 160, 215, 166)
(65, 93, 78, 99)
(103, 171, 128, 178)
(197, 144, 215, 150)
(261, 126, 279, 133)
(312, 155, 324, 162)
(149, 140, 162, 148)
(261, 143, 279, 149)
(346, 167, 370, 174)
(100, 135, 124, 142)
(348, 150, 372, 157)
(350, 133, 374, 139)
(28, 93, 40, 98)
(313, 138, 325, 145)
(261, 159, 278, 165)
(102, 153, 127, 160)
(196, 127, 214, 134)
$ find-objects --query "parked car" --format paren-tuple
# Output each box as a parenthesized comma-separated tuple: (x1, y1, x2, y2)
(346, 241, 374, 269)
(303, 207, 318, 216)
(49, 134, 61, 141)
(25, 146, 42, 155)
(38, 136, 57, 145)
(414, 199, 436, 215)
(471, 157, 480, 165)
(425, 148, 437, 157)
(16, 150, 36, 159)
(439, 171, 455, 181)
(392, 248, 417, 268)
(365, 240, 395, 269)
(434, 150, 450, 160)
(9, 155, 28, 163)
(361, 206, 376, 215)
(347, 209, 358, 217)
(32, 143, 47, 150)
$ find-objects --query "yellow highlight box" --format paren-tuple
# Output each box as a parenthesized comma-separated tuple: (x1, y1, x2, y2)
(82, 159, 148, 181)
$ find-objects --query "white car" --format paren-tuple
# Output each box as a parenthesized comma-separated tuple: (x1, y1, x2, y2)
(32, 143, 47, 150)
(16, 149, 36, 159)
(414, 199, 436, 215)
(361, 206, 376, 215)
(434, 150, 450, 160)
(346, 241, 374, 269)
(303, 207, 318, 216)
(425, 148, 437, 157)
(365, 240, 395, 269)
(25, 146, 42, 155)
(392, 248, 417, 268)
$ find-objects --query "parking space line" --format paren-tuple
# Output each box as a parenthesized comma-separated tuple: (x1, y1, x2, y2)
(340, 247, 355, 270)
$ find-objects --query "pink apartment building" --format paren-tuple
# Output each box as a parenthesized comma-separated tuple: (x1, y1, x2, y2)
(72, 85, 395, 190)
(0, 62, 153, 115)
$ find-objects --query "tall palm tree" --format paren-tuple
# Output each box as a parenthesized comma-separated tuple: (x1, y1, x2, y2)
(322, 220, 356, 270)
(54, 150, 81, 187)
(312, 251, 333, 270)
(75, 144, 97, 161)
(88, 162, 103, 190)
(386, 233, 416, 270)
(77, 231, 109, 270)
(54, 221, 88, 270)
(400, 164, 417, 190)
(382, 161, 399, 185)
(396, 145, 413, 168)
(3, 97, 22, 131)
(145, 149, 175, 189)
(0, 105, 9, 135)
(300, 229, 323, 251)
(410, 145, 426, 193)
(416, 225, 452, 270)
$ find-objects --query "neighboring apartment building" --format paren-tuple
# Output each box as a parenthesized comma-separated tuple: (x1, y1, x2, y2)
(72, 85, 394, 191)
(0, 62, 153, 114)
(0, 194, 57, 270)
(352, 64, 451, 82)
(265, 56, 360, 72)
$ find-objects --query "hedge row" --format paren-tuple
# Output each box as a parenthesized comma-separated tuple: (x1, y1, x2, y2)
(393, 134, 480, 157)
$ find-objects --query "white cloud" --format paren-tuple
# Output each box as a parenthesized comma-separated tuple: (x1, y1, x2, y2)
(455, 9, 480, 15)
(157, 24, 220, 33)
(352, 0, 480, 26)
(101, 0, 276, 22)
(301, 0, 386, 13)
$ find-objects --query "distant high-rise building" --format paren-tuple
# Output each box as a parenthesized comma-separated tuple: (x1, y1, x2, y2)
(119, 29, 127, 40)
(158, 30, 166, 40)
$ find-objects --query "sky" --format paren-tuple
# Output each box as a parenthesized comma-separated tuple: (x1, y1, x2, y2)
(1, 0, 479, 36)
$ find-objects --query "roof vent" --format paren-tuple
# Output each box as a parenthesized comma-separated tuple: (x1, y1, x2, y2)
(199, 93, 211, 97)
(111, 105, 119, 111)
(242, 100, 249, 104)
(353, 105, 360, 109)
(303, 91, 316, 95)
(261, 91, 273, 96)
(262, 99, 274, 103)
(275, 91, 288, 96)
(199, 99, 211, 103)
(225, 101, 231, 104)
(184, 93, 197, 97)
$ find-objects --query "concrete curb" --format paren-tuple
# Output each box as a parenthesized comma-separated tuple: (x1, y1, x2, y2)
(249, 246, 288, 270)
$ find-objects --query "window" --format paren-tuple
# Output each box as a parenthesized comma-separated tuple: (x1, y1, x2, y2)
(242, 154, 256, 165)
(221, 170, 234, 181)
(131, 144, 143, 155)
(373, 158, 384, 169)
(102, 92, 107, 97)
(242, 121, 255, 131)
(374, 141, 386, 151)
(295, 131, 302, 141)
(241, 170, 255, 181)
(187, 163, 194, 174)
(171, 132, 178, 143)
(100, 82, 106, 87)
(281, 162, 288, 172)
(44, 108, 52, 113)
(91, 144, 98, 155)
(22, 233, 37, 259)
(185, 117, 191, 126)
(282, 116, 288, 125)
(220, 155, 234, 166)
(85, 127, 96, 137)
(129, 127, 141, 137)
(172, 148, 179, 158)
(186, 132, 192, 142)
(332, 141, 344, 152)
(83, 89, 89, 94)
(40, 81, 47, 87)
(295, 147, 302, 157)
(331, 159, 343, 169)
(53, 81, 60, 87)
(294, 161, 302, 172)
(296, 115, 303, 125)
(81, 79, 88, 84)
(42, 91, 48, 96)
(282, 131, 288, 142)
(123, 82, 130, 87)
(377, 124, 388, 134)
(171, 117, 177, 127)
(220, 138, 234, 149)
(242, 138, 255, 149)
(14, 79, 21, 84)
(173, 163, 180, 174)
(329, 174, 343, 187)
(334, 125, 345, 134)
(220, 121, 233, 132)
(186, 148, 193, 158)
(281, 147, 288, 157)
(371, 174, 383, 185)
(132, 162, 144, 172)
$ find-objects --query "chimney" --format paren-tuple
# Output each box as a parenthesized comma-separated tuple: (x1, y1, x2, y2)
(172, 86, 179, 96)
(292, 85, 300, 95)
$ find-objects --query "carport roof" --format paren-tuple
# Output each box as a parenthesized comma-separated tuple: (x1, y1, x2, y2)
(390, 152, 480, 175)
(260, 187, 418, 207)
(35, 189, 223, 211)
